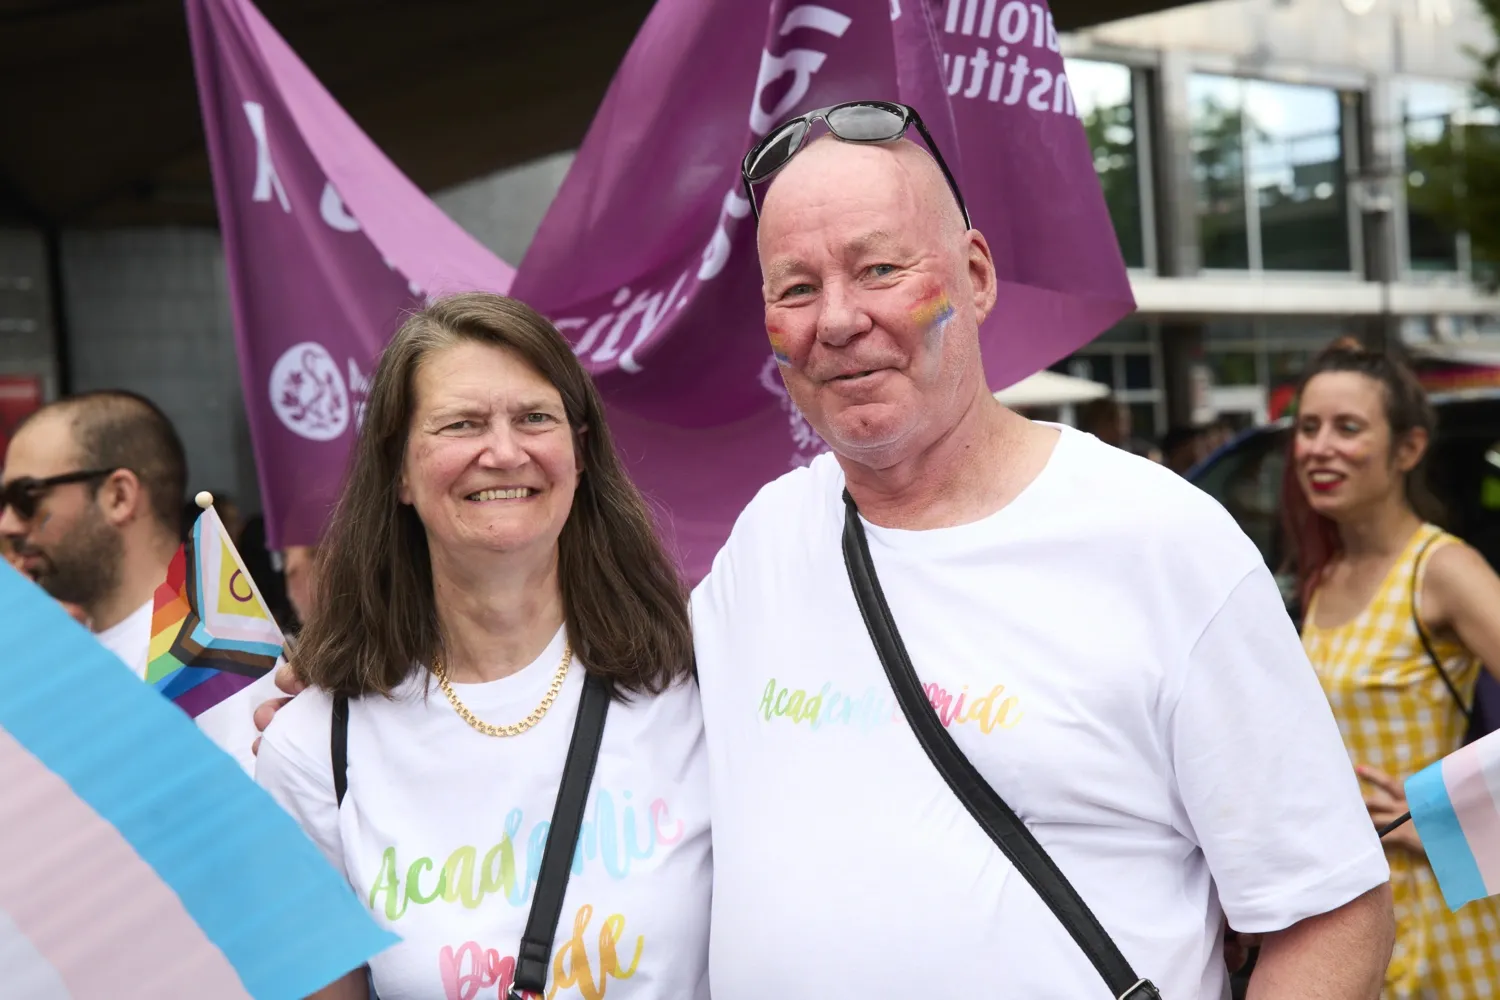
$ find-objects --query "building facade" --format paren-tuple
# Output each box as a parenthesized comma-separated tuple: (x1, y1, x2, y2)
(1055, 0, 1500, 439)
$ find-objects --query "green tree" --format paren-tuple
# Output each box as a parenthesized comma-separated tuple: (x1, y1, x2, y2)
(1081, 99, 1143, 267)
(1406, 1, 1500, 282)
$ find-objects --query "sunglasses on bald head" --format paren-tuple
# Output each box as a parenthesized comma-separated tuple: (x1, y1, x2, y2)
(0, 468, 119, 521)
(739, 100, 971, 229)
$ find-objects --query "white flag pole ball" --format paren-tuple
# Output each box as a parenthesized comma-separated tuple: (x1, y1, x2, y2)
(194, 491, 215, 510)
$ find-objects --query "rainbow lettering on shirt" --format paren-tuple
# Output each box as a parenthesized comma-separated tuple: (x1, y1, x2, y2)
(437, 901, 644, 1000)
(757, 677, 1023, 733)
(366, 790, 685, 921)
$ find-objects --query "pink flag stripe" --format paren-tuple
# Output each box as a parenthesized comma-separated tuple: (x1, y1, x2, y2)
(1443, 742, 1500, 894)
(0, 728, 252, 999)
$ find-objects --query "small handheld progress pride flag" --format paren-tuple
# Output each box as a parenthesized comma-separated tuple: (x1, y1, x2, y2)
(1406, 728, 1500, 910)
(147, 494, 283, 717)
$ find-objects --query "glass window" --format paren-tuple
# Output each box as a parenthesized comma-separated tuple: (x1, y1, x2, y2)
(1249, 82, 1349, 271)
(1206, 318, 1256, 342)
(1191, 75, 1250, 268)
(1261, 318, 1348, 345)
(1405, 81, 1466, 272)
(1065, 355, 1114, 385)
(1191, 74, 1351, 272)
(1208, 350, 1259, 386)
(1267, 349, 1311, 386)
(1093, 318, 1151, 344)
(1069, 60, 1145, 269)
(1123, 353, 1154, 390)
(1402, 81, 1500, 276)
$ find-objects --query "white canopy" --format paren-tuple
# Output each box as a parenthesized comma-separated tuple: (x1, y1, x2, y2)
(993, 369, 1111, 407)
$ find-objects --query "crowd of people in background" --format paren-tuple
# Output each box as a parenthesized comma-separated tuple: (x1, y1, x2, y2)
(1073, 394, 1236, 476)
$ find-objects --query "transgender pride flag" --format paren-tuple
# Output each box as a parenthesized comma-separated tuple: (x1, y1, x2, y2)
(0, 562, 396, 997)
(1408, 729, 1500, 910)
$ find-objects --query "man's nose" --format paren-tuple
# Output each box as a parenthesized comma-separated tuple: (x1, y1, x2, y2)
(816, 282, 872, 348)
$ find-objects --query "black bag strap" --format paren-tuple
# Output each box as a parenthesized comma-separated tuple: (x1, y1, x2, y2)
(332, 692, 350, 807)
(328, 674, 611, 1000)
(1410, 533, 1474, 722)
(510, 672, 610, 998)
(839, 490, 1159, 1000)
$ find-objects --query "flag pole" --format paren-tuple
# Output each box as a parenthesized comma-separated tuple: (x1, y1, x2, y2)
(1378, 812, 1411, 837)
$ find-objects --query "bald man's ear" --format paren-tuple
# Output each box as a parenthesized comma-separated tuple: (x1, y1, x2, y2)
(967, 230, 998, 324)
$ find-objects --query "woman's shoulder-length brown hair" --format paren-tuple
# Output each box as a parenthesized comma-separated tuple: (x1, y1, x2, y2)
(294, 292, 694, 699)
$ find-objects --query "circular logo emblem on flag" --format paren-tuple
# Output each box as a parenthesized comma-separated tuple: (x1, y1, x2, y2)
(268, 342, 349, 442)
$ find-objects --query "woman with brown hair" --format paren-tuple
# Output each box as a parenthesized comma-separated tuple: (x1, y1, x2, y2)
(256, 293, 709, 999)
(1283, 337, 1500, 997)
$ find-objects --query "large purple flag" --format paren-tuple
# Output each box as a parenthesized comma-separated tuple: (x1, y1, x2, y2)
(187, 0, 515, 548)
(511, 0, 1134, 580)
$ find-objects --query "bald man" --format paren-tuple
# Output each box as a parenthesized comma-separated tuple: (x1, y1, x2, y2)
(1, 391, 276, 774)
(688, 129, 1394, 996)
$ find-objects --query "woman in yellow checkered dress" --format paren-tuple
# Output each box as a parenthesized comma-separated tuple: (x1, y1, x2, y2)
(1286, 339, 1500, 998)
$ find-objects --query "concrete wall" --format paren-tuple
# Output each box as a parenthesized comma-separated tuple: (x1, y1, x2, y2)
(0, 230, 58, 401)
(431, 151, 574, 267)
(58, 227, 258, 510)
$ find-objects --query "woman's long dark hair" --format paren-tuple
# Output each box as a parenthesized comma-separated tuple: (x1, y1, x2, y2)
(1280, 337, 1443, 610)
(294, 293, 693, 698)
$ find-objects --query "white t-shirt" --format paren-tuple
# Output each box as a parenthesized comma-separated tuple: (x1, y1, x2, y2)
(256, 626, 712, 1000)
(95, 598, 276, 775)
(691, 426, 1389, 1000)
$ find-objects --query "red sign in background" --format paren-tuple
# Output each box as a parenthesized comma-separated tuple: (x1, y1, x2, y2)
(0, 375, 44, 459)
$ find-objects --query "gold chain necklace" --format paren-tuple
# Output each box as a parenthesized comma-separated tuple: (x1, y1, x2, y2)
(432, 641, 573, 738)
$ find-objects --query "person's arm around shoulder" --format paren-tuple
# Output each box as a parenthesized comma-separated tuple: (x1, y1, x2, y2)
(1168, 561, 1393, 997)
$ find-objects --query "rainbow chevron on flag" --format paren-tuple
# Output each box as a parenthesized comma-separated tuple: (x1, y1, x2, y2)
(147, 505, 283, 718)
(1407, 727, 1500, 910)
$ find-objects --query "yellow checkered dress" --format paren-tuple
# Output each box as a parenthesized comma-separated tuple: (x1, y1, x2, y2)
(1303, 523, 1500, 998)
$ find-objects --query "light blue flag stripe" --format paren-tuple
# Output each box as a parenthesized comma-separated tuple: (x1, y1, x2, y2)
(1407, 759, 1489, 910)
(183, 620, 283, 660)
(0, 566, 398, 998)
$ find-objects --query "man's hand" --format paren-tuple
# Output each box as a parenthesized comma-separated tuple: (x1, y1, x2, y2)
(1358, 765, 1422, 853)
(251, 660, 304, 757)
(1248, 883, 1393, 998)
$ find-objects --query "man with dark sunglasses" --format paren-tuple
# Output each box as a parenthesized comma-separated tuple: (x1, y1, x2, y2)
(689, 109, 1395, 998)
(0, 393, 185, 653)
(1, 391, 272, 774)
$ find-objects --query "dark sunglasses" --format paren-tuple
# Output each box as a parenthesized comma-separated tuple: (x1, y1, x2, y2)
(0, 468, 118, 520)
(740, 100, 971, 229)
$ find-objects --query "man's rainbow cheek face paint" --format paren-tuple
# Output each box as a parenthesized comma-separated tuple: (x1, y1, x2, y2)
(768, 326, 791, 366)
(909, 288, 955, 346)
